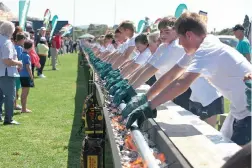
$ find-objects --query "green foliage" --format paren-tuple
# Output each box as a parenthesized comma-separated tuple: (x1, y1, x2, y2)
(217, 28, 233, 35)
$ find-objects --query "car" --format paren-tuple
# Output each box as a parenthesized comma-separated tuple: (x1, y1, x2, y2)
(216, 35, 238, 48)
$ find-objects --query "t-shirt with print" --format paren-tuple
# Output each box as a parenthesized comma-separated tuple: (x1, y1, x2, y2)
(15, 45, 23, 60)
(177, 35, 252, 119)
(19, 51, 31, 77)
(133, 48, 152, 65)
(148, 40, 185, 79)
(236, 37, 251, 56)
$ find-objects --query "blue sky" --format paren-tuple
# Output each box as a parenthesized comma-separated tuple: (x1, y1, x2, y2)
(2, 0, 252, 32)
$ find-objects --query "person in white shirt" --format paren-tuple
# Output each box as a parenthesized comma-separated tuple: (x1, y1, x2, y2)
(120, 34, 152, 78)
(112, 21, 137, 69)
(124, 17, 224, 127)
(99, 33, 115, 58)
(103, 28, 127, 63)
(125, 12, 252, 146)
(126, 31, 161, 86)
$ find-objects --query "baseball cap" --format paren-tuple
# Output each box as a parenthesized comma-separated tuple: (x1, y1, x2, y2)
(40, 27, 46, 31)
(40, 37, 47, 42)
(233, 24, 244, 31)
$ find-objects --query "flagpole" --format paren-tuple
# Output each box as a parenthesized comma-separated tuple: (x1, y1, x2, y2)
(113, 0, 116, 25)
(73, 0, 76, 40)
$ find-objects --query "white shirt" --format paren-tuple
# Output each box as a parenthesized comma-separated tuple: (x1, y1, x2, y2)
(134, 48, 152, 65)
(118, 40, 129, 54)
(177, 35, 252, 119)
(99, 46, 106, 53)
(105, 44, 115, 53)
(190, 76, 222, 106)
(148, 40, 185, 79)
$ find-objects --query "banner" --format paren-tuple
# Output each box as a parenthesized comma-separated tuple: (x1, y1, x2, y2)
(49, 15, 59, 41)
(43, 9, 51, 30)
(199, 10, 208, 24)
(60, 24, 73, 37)
(19, 0, 31, 30)
(137, 20, 145, 33)
(175, 4, 187, 18)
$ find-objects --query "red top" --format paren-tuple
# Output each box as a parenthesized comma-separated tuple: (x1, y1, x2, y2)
(52, 34, 61, 49)
(29, 45, 40, 67)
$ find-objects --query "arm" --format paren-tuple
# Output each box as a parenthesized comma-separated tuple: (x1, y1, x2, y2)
(121, 62, 140, 78)
(112, 46, 135, 69)
(119, 60, 133, 70)
(131, 64, 158, 89)
(245, 54, 251, 62)
(150, 72, 200, 109)
(2, 59, 22, 67)
(26, 64, 33, 79)
(146, 64, 185, 100)
(128, 64, 149, 83)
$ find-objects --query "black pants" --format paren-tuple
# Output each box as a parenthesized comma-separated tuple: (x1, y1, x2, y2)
(173, 88, 192, 111)
(31, 64, 35, 77)
(145, 75, 157, 86)
(38, 55, 46, 75)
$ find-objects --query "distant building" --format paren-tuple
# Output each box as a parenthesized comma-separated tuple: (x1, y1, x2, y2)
(12, 20, 69, 35)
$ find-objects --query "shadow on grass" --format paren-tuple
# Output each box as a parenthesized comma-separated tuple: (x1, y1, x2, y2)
(67, 54, 90, 168)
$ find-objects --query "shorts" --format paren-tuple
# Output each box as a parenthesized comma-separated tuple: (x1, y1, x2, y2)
(189, 96, 224, 120)
(173, 88, 191, 111)
(15, 77, 21, 90)
(145, 75, 156, 86)
(20, 77, 34, 88)
(231, 116, 251, 146)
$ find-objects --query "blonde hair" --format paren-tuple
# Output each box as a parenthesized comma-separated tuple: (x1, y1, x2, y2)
(148, 31, 160, 43)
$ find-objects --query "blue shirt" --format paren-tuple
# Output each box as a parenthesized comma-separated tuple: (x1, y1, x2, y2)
(15, 45, 23, 60)
(236, 37, 251, 56)
(19, 51, 31, 77)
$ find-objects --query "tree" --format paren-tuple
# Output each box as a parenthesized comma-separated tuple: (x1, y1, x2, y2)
(243, 15, 250, 37)
(217, 28, 233, 35)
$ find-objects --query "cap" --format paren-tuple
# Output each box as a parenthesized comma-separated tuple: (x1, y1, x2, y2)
(40, 37, 47, 42)
(233, 24, 244, 31)
(40, 27, 46, 31)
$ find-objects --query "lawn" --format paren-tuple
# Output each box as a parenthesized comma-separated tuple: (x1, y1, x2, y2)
(0, 53, 87, 168)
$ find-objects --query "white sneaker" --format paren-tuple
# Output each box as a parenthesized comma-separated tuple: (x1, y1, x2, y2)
(39, 74, 46, 78)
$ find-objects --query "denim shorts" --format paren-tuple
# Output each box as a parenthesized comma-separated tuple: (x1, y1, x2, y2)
(189, 96, 224, 120)
(231, 116, 251, 146)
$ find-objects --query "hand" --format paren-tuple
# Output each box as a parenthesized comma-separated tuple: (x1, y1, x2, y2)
(30, 75, 34, 81)
(244, 73, 252, 81)
(112, 85, 137, 106)
(122, 94, 147, 119)
(16, 61, 22, 69)
(125, 102, 157, 129)
(36, 63, 41, 69)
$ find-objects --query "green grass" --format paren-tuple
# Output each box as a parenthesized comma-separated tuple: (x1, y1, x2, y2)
(0, 53, 87, 168)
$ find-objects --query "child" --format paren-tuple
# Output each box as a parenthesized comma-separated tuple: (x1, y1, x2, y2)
(37, 37, 49, 78)
(14, 33, 26, 110)
(19, 40, 34, 113)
